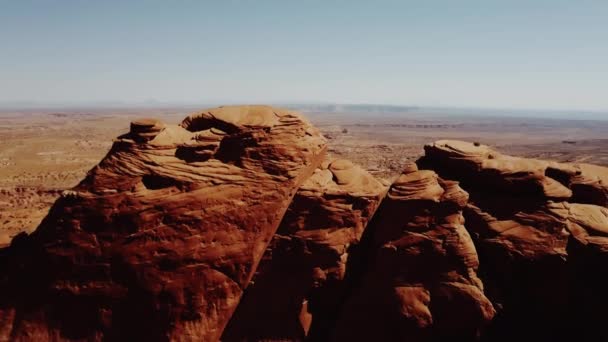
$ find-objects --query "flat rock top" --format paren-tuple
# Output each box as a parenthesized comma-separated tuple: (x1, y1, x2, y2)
(131, 118, 163, 128)
(181, 105, 286, 131)
(428, 140, 608, 179)
(428, 140, 546, 171)
(424, 139, 608, 203)
(579, 163, 608, 184)
(431, 140, 493, 156)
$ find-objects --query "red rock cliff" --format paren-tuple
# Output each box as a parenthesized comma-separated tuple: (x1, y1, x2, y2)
(0, 106, 326, 341)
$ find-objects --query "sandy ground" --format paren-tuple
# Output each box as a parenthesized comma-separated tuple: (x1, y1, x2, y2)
(1, 107, 607, 243)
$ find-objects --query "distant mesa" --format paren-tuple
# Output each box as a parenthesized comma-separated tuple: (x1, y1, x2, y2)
(0, 106, 607, 341)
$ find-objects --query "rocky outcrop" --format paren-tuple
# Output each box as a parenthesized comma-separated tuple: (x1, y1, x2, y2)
(0, 106, 326, 341)
(332, 163, 495, 341)
(222, 158, 387, 341)
(420, 140, 607, 205)
(420, 140, 608, 341)
(3, 112, 608, 342)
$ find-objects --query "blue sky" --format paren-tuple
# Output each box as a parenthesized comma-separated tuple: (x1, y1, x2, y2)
(1, 0, 607, 112)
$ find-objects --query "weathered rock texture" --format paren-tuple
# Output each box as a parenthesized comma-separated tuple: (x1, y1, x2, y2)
(419, 140, 608, 341)
(3, 111, 608, 342)
(221, 158, 387, 341)
(0, 106, 326, 341)
(332, 163, 495, 341)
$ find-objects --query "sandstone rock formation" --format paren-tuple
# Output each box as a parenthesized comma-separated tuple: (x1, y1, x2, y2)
(0, 106, 326, 341)
(420, 140, 608, 341)
(332, 163, 495, 341)
(3, 111, 608, 342)
(221, 158, 387, 341)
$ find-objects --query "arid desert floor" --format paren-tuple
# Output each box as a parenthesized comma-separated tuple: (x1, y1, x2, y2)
(1, 107, 607, 243)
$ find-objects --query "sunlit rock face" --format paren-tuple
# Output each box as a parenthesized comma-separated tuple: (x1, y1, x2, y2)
(420, 140, 608, 341)
(0, 105, 327, 341)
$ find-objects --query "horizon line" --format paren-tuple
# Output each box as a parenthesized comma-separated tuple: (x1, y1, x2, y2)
(0, 101, 607, 115)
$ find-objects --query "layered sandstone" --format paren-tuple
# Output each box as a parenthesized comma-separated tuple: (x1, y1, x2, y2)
(420, 140, 608, 341)
(332, 163, 495, 341)
(222, 158, 387, 341)
(3, 113, 608, 342)
(0, 106, 326, 341)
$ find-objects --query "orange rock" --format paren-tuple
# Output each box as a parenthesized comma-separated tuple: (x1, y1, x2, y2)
(0, 106, 326, 341)
(222, 158, 387, 341)
(332, 167, 495, 341)
(421, 139, 608, 341)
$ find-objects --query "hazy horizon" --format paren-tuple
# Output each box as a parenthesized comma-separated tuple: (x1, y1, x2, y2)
(2, 1, 607, 116)
(2, 101, 607, 122)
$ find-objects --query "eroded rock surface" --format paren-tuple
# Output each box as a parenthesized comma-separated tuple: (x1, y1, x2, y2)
(222, 158, 387, 341)
(0, 106, 326, 341)
(3, 116, 608, 342)
(332, 163, 495, 341)
(420, 140, 608, 341)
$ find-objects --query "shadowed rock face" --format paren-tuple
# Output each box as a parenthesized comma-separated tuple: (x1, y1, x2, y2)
(0, 106, 327, 341)
(332, 163, 495, 341)
(221, 158, 387, 341)
(419, 140, 608, 341)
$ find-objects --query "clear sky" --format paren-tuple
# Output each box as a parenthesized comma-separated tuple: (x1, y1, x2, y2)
(1, 0, 607, 112)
